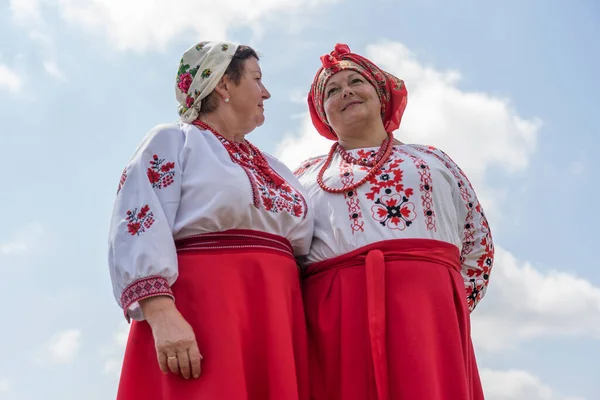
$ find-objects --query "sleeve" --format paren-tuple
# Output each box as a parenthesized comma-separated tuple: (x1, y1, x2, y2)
(108, 124, 184, 322)
(431, 147, 495, 312)
(292, 155, 326, 178)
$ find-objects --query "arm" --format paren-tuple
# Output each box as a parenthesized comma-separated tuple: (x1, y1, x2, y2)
(431, 147, 495, 312)
(108, 124, 183, 321)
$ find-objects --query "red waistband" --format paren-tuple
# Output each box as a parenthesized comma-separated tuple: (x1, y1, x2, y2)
(303, 238, 460, 278)
(174, 229, 294, 258)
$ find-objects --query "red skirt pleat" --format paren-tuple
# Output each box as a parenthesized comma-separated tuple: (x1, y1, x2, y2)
(303, 238, 484, 400)
(117, 242, 309, 399)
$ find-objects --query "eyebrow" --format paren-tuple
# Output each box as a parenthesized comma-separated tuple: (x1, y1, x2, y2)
(326, 72, 362, 90)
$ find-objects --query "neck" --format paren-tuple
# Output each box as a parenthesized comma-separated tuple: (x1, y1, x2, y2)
(336, 120, 391, 150)
(198, 112, 247, 143)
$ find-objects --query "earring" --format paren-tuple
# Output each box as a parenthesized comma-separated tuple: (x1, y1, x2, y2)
(224, 98, 230, 103)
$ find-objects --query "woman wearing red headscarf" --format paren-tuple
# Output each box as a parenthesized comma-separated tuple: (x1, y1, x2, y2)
(294, 43, 494, 399)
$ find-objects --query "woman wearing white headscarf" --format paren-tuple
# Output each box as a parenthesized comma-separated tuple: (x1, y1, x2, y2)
(108, 41, 313, 399)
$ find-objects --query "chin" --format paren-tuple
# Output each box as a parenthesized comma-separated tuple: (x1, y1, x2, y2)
(255, 115, 265, 127)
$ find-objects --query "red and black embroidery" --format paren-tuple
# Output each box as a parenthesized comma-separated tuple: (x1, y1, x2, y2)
(126, 205, 155, 236)
(397, 149, 436, 231)
(371, 194, 417, 230)
(339, 160, 365, 233)
(121, 275, 173, 321)
(361, 150, 417, 230)
(415, 146, 494, 311)
(117, 168, 127, 194)
(254, 173, 308, 218)
(147, 155, 175, 189)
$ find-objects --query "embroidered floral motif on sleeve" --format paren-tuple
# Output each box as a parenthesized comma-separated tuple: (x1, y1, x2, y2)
(126, 205, 155, 236)
(117, 168, 127, 194)
(363, 151, 417, 230)
(120, 275, 174, 320)
(147, 155, 176, 189)
(397, 149, 436, 231)
(339, 160, 365, 233)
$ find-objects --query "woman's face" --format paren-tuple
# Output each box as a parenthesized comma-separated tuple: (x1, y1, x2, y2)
(227, 58, 271, 129)
(323, 70, 381, 133)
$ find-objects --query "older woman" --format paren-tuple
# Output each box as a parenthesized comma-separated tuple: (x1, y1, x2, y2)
(108, 41, 312, 400)
(294, 43, 494, 399)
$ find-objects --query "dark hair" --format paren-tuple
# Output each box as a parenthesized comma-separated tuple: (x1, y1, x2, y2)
(200, 46, 259, 114)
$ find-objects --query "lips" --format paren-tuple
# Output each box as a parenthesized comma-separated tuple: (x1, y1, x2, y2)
(342, 101, 362, 111)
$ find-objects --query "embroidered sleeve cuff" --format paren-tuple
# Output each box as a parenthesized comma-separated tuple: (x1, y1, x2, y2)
(120, 275, 174, 321)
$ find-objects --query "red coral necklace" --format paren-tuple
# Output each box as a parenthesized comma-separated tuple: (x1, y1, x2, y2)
(317, 133, 394, 194)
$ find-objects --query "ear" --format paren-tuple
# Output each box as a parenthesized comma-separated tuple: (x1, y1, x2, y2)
(212, 78, 231, 101)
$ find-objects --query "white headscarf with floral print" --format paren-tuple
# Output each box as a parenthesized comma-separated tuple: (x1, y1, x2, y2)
(176, 41, 239, 123)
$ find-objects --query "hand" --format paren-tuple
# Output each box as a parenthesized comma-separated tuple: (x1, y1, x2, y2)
(140, 296, 203, 379)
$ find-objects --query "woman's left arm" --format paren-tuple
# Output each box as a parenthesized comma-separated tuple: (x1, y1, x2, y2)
(432, 148, 495, 312)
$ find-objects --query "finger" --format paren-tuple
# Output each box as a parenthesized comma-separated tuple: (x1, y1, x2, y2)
(158, 352, 169, 374)
(188, 343, 202, 378)
(167, 353, 180, 375)
(177, 349, 191, 379)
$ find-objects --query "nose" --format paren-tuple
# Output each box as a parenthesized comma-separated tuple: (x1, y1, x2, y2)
(261, 83, 271, 100)
(341, 86, 354, 98)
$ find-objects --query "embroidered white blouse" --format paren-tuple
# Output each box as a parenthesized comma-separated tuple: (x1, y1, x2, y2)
(108, 122, 313, 321)
(294, 144, 494, 311)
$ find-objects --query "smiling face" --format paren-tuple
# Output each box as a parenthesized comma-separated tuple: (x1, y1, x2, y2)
(323, 70, 382, 134)
(226, 57, 271, 128)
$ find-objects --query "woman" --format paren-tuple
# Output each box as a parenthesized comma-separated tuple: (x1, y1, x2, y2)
(108, 41, 312, 400)
(294, 43, 493, 399)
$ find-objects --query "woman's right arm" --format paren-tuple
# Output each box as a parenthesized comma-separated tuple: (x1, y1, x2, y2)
(108, 124, 201, 379)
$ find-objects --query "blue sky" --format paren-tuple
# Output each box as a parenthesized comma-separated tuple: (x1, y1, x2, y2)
(0, 0, 598, 399)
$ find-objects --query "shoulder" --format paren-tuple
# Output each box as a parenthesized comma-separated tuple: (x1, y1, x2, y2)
(137, 123, 185, 149)
(292, 155, 328, 177)
(127, 123, 187, 164)
(262, 152, 294, 173)
(405, 144, 458, 165)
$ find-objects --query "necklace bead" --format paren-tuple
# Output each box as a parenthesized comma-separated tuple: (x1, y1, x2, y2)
(317, 133, 394, 194)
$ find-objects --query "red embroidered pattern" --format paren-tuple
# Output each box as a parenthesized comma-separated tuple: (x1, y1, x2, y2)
(353, 149, 417, 230)
(193, 120, 307, 219)
(415, 146, 493, 311)
(121, 275, 173, 320)
(371, 194, 417, 230)
(147, 155, 176, 189)
(215, 136, 308, 219)
(126, 205, 155, 236)
(397, 149, 436, 231)
(339, 159, 365, 233)
(117, 168, 127, 194)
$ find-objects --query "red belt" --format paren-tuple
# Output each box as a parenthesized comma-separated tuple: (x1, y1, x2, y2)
(304, 238, 461, 400)
(174, 229, 295, 259)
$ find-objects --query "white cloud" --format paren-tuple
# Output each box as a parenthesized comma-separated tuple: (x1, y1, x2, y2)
(0, 65, 23, 93)
(9, 0, 43, 26)
(47, 329, 82, 363)
(0, 222, 46, 256)
(103, 321, 130, 375)
(50, 0, 341, 52)
(481, 369, 585, 400)
(0, 378, 9, 392)
(9, 0, 67, 82)
(472, 246, 600, 352)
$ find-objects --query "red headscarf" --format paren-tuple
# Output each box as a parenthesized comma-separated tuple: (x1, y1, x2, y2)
(308, 43, 408, 140)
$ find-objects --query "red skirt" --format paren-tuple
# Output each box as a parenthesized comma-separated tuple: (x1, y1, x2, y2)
(117, 230, 309, 400)
(303, 238, 484, 400)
